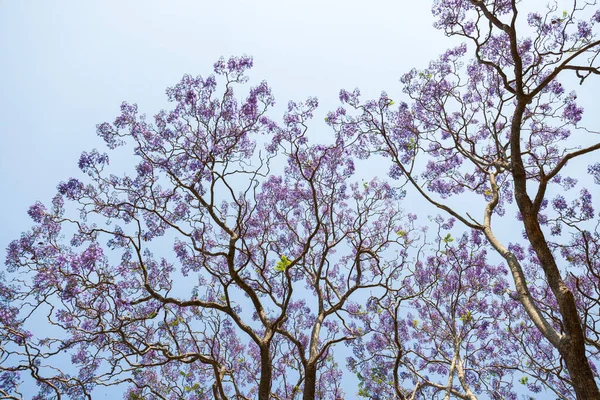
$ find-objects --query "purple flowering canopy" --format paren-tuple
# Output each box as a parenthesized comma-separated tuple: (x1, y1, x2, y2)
(2, 1, 600, 399)
(326, 0, 600, 398)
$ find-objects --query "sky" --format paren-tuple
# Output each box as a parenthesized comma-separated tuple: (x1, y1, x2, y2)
(2, 1, 598, 398)
(0, 0, 448, 254)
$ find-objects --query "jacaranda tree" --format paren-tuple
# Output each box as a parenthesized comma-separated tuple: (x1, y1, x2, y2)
(326, 0, 600, 398)
(2, 1, 600, 400)
(1, 57, 418, 400)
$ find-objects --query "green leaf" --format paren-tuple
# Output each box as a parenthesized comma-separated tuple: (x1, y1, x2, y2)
(442, 233, 454, 243)
(396, 229, 407, 237)
(460, 310, 473, 323)
(519, 376, 529, 385)
(274, 255, 292, 272)
(184, 383, 201, 393)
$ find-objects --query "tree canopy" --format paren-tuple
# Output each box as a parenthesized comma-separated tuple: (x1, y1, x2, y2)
(2, 1, 600, 399)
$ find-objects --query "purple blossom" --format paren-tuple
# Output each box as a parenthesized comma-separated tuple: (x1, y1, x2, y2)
(57, 178, 85, 200)
(589, 163, 600, 184)
(78, 149, 109, 174)
(27, 202, 47, 223)
(552, 195, 567, 211)
(562, 101, 584, 124)
(580, 188, 594, 219)
(577, 21, 592, 38)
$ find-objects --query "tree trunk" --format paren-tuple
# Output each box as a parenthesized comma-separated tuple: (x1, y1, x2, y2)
(519, 207, 599, 399)
(303, 313, 324, 400)
(510, 101, 600, 399)
(303, 362, 318, 400)
(258, 344, 272, 400)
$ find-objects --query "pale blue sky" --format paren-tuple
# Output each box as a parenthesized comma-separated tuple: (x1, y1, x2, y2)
(0, 0, 446, 251)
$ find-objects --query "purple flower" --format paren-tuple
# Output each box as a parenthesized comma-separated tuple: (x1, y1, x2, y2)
(27, 202, 47, 223)
(78, 149, 109, 174)
(57, 178, 85, 200)
(577, 21, 592, 38)
(588, 163, 600, 184)
(562, 102, 583, 124)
